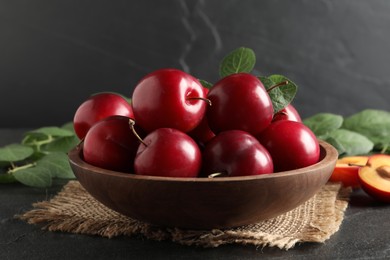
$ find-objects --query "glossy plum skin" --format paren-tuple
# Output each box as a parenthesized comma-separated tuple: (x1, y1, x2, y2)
(83, 116, 141, 173)
(272, 104, 302, 122)
(257, 120, 320, 172)
(73, 93, 133, 139)
(131, 69, 207, 133)
(201, 130, 274, 177)
(206, 73, 273, 135)
(134, 128, 202, 178)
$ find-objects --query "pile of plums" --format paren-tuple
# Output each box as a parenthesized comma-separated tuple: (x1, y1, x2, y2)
(73, 68, 320, 178)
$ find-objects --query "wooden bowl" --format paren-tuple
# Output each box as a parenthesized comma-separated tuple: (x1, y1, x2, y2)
(68, 140, 338, 230)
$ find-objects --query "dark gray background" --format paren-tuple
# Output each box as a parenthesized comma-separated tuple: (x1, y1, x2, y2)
(1, 0, 389, 128)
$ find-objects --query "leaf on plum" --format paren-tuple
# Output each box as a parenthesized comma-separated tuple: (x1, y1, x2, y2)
(260, 75, 298, 113)
(198, 79, 213, 89)
(258, 76, 274, 89)
(219, 47, 256, 78)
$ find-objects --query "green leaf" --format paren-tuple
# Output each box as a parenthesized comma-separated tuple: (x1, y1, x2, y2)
(27, 127, 74, 137)
(0, 123, 79, 187)
(61, 122, 76, 133)
(198, 79, 213, 89)
(42, 136, 79, 153)
(38, 152, 75, 179)
(22, 132, 48, 145)
(219, 47, 256, 78)
(265, 75, 298, 113)
(328, 129, 374, 156)
(13, 165, 52, 188)
(321, 136, 346, 156)
(342, 109, 390, 146)
(258, 76, 274, 89)
(303, 113, 344, 136)
(0, 144, 34, 162)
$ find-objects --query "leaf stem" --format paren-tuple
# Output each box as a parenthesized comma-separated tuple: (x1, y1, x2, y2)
(23, 135, 55, 152)
(8, 162, 37, 174)
(208, 172, 228, 178)
(380, 144, 389, 154)
(186, 97, 212, 106)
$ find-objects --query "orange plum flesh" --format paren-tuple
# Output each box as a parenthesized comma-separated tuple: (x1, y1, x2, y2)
(358, 155, 390, 203)
(329, 156, 369, 188)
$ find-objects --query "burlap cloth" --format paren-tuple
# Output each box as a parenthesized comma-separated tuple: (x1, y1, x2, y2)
(18, 181, 350, 250)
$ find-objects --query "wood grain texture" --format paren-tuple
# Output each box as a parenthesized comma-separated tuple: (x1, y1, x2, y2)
(68, 141, 338, 229)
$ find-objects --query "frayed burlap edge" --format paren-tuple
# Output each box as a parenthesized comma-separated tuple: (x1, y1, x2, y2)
(165, 183, 351, 249)
(17, 181, 351, 250)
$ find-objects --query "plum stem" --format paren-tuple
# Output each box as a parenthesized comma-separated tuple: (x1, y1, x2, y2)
(76, 138, 84, 150)
(187, 97, 212, 106)
(128, 119, 147, 146)
(267, 81, 289, 93)
(208, 172, 228, 178)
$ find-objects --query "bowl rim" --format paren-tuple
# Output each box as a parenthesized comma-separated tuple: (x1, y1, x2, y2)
(68, 140, 338, 183)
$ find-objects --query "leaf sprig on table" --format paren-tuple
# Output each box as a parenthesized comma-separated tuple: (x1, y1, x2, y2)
(303, 109, 390, 157)
(0, 122, 79, 187)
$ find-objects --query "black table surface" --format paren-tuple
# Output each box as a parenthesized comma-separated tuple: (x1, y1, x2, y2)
(1, 128, 389, 260)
